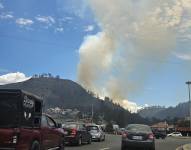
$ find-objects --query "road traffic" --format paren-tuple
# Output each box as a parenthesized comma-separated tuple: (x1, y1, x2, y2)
(65, 134, 191, 150)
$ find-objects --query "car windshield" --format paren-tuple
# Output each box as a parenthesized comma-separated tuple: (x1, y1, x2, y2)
(0, 95, 19, 127)
(87, 126, 99, 131)
(126, 124, 152, 133)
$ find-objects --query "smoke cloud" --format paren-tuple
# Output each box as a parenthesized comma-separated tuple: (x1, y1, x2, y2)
(77, 0, 191, 111)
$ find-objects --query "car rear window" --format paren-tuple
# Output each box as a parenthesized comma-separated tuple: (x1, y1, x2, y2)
(126, 124, 152, 133)
(64, 123, 77, 129)
(87, 126, 99, 131)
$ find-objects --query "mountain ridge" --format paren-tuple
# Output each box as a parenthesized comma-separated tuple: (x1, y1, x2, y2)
(0, 77, 148, 126)
(138, 102, 189, 120)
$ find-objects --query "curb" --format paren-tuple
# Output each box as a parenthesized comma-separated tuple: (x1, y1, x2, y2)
(176, 144, 191, 150)
(169, 136, 191, 139)
(183, 144, 191, 150)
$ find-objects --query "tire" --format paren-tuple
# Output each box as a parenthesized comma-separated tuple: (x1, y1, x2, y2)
(103, 135, 105, 141)
(87, 137, 92, 144)
(58, 138, 65, 150)
(31, 141, 40, 150)
(77, 137, 82, 146)
(121, 144, 126, 150)
(150, 145, 155, 150)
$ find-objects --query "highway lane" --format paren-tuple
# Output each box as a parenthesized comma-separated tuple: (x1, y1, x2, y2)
(155, 137, 191, 150)
(65, 134, 191, 150)
(65, 134, 121, 150)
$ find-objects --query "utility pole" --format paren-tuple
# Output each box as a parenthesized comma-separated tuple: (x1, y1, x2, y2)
(91, 104, 94, 123)
(185, 81, 191, 129)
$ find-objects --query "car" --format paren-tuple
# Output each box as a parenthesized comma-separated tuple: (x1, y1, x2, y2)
(0, 89, 65, 150)
(121, 124, 155, 150)
(167, 132, 182, 137)
(117, 128, 126, 135)
(63, 122, 92, 146)
(86, 124, 106, 141)
(153, 130, 167, 139)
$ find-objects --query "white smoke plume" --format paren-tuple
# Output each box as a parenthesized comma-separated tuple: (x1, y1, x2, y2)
(78, 0, 191, 111)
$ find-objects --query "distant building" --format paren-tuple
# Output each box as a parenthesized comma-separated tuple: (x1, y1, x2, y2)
(151, 122, 168, 131)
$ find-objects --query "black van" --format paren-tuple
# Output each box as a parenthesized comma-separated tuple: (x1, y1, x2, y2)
(0, 89, 43, 128)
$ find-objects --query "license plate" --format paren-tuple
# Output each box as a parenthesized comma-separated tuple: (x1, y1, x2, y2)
(132, 136, 142, 140)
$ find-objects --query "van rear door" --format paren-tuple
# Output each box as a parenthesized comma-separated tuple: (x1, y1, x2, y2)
(0, 93, 20, 128)
(0, 92, 20, 148)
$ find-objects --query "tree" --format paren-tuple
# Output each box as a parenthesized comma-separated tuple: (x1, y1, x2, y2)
(56, 75, 60, 79)
(32, 74, 38, 78)
(105, 122, 114, 133)
(48, 73, 52, 78)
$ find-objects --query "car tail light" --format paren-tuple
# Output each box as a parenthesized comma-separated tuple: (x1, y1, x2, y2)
(71, 128, 77, 136)
(122, 132, 128, 138)
(12, 128, 20, 144)
(12, 135, 18, 144)
(148, 134, 154, 140)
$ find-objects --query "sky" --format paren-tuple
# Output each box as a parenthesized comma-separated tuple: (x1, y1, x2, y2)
(0, 0, 191, 111)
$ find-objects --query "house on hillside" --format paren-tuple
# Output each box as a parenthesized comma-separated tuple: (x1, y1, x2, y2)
(151, 122, 168, 131)
(151, 122, 176, 133)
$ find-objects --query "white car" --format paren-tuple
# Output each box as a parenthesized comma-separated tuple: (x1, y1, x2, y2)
(167, 132, 182, 137)
(87, 125, 106, 141)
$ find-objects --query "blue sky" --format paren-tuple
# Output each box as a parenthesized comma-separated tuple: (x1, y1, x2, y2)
(0, 0, 191, 109)
(0, 0, 97, 79)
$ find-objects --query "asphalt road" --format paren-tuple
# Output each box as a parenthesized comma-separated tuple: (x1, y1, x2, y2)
(65, 134, 191, 150)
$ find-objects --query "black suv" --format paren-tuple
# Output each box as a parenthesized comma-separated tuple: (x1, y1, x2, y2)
(153, 130, 167, 139)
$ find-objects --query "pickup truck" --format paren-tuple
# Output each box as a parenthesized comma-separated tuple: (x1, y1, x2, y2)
(0, 89, 64, 150)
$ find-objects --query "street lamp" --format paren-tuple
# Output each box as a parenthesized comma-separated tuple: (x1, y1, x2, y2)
(185, 81, 191, 129)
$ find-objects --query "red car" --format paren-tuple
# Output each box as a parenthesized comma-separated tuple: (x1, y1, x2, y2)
(0, 89, 64, 150)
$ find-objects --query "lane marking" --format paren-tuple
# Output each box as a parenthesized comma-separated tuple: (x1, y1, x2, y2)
(100, 148, 110, 150)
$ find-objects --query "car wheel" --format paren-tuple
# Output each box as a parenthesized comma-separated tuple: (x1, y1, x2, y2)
(121, 144, 126, 150)
(31, 141, 40, 150)
(103, 136, 105, 141)
(88, 137, 92, 144)
(77, 137, 82, 146)
(58, 138, 65, 150)
(150, 146, 155, 150)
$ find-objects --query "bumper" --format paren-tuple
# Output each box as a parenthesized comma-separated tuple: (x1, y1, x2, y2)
(122, 139, 155, 149)
(0, 148, 15, 150)
(91, 135, 101, 140)
(65, 136, 78, 144)
(0, 144, 16, 150)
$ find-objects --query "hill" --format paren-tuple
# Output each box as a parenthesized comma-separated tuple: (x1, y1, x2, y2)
(0, 77, 147, 126)
(138, 102, 189, 120)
